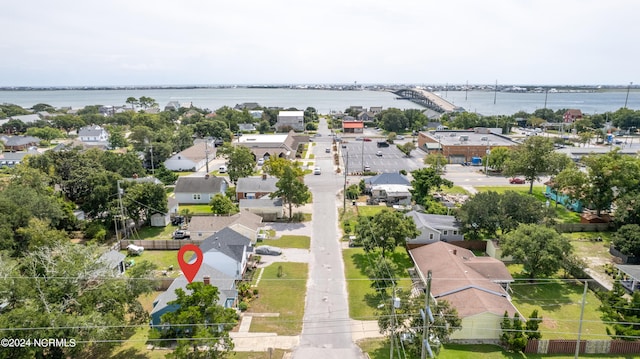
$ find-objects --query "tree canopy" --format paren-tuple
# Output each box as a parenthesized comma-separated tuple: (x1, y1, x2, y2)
(217, 144, 255, 184)
(410, 167, 453, 207)
(503, 136, 566, 194)
(271, 165, 310, 220)
(501, 224, 571, 279)
(356, 209, 419, 257)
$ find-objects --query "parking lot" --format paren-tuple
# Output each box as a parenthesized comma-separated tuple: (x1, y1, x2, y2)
(340, 140, 422, 174)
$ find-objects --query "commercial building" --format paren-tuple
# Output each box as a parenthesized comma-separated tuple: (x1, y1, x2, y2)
(417, 128, 516, 164)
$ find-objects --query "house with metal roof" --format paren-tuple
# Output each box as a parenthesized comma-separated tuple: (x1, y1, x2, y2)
(164, 141, 215, 171)
(409, 242, 519, 342)
(187, 210, 264, 244)
(99, 250, 126, 275)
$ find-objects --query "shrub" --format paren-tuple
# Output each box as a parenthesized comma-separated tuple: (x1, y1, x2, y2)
(238, 301, 248, 312)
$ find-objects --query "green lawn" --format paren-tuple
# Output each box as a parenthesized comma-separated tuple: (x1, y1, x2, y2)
(343, 247, 413, 320)
(248, 262, 308, 335)
(135, 225, 179, 240)
(357, 205, 389, 217)
(259, 235, 310, 249)
(507, 264, 609, 340)
(178, 204, 213, 214)
(438, 185, 471, 195)
(121, 250, 180, 276)
(358, 339, 633, 359)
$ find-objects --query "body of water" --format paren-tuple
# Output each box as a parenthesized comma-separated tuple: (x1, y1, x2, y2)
(1, 87, 638, 116)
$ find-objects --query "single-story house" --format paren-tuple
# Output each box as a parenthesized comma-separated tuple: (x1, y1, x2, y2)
(236, 175, 278, 200)
(187, 210, 264, 244)
(99, 250, 126, 275)
(239, 198, 284, 221)
(150, 265, 237, 327)
(365, 172, 411, 190)
(239, 123, 257, 132)
(164, 141, 215, 172)
(342, 119, 364, 133)
(233, 131, 303, 160)
(371, 184, 412, 205)
(409, 242, 519, 342)
(0, 150, 38, 168)
(405, 210, 464, 245)
(173, 175, 228, 204)
(78, 125, 109, 143)
(0, 135, 40, 151)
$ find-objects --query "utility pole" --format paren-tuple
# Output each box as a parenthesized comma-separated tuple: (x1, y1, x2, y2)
(343, 151, 348, 212)
(493, 79, 498, 105)
(150, 143, 155, 174)
(624, 81, 633, 108)
(421, 270, 433, 359)
(574, 280, 588, 359)
(117, 180, 126, 239)
(361, 137, 365, 173)
(205, 139, 210, 173)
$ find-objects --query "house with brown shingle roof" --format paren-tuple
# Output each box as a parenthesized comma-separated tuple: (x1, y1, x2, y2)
(164, 141, 215, 171)
(409, 241, 519, 342)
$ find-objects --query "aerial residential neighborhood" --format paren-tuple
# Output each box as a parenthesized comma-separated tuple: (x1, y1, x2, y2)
(1, 95, 640, 359)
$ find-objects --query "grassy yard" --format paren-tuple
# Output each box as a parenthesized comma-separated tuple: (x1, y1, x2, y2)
(135, 224, 179, 240)
(475, 185, 581, 223)
(179, 204, 213, 214)
(357, 205, 389, 217)
(121, 250, 180, 276)
(259, 235, 310, 249)
(248, 262, 308, 335)
(230, 350, 289, 359)
(507, 264, 609, 340)
(438, 185, 471, 195)
(343, 247, 414, 320)
(358, 339, 633, 359)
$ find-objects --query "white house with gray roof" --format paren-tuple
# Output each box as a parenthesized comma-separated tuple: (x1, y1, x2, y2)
(405, 210, 464, 244)
(173, 175, 228, 204)
(236, 175, 278, 200)
(78, 125, 109, 142)
(239, 198, 284, 221)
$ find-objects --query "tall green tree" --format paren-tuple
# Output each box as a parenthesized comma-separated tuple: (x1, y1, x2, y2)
(159, 282, 239, 359)
(125, 96, 138, 110)
(270, 165, 310, 220)
(356, 210, 419, 257)
(410, 167, 453, 206)
(612, 224, 640, 257)
(503, 136, 559, 194)
(396, 141, 416, 157)
(501, 224, 571, 280)
(423, 153, 448, 174)
(217, 144, 255, 183)
(0, 243, 156, 358)
(209, 193, 238, 215)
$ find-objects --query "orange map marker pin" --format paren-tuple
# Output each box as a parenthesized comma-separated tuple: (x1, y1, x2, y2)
(177, 244, 203, 283)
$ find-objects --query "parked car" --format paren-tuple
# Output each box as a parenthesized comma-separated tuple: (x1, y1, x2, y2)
(173, 230, 191, 239)
(341, 144, 347, 148)
(396, 135, 405, 140)
(257, 158, 264, 166)
(314, 133, 322, 137)
(218, 165, 228, 173)
(325, 148, 331, 153)
(255, 245, 282, 256)
(355, 137, 363, 141)
(363, 137, 372, 142)
(377, 141, 389, 148)
(376, 151, 383, 157)
(364, 165, 371, 172)
(313, 167, 321, 175)
(509, 177, 526, 184)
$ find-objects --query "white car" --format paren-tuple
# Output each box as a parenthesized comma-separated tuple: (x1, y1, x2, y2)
(257, 158, 264, 166)
(376, 151, 383, 156)
(218, 165, 228, 173)
(313, 167, 321, 175)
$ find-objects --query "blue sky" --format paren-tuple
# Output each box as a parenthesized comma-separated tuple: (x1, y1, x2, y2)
(1, 0, 638, 86)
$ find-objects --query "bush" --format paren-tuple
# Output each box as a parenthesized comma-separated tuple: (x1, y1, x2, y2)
(85, 221, 107, 242)
(238, 301, 248, 312)
(291, 212, 306, 222)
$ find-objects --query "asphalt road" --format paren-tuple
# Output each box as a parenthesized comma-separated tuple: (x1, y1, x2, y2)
(292, 120, 365, 359)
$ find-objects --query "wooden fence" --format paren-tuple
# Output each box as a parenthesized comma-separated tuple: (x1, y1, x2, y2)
(554, 222, 613, 233)
(525, 339, 640, 355)
(115, 239, 204, 251)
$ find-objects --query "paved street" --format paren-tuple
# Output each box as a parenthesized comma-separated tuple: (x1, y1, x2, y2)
(292, 119, 365, 359)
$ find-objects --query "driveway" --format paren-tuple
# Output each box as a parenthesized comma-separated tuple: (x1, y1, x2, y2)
(257, 248, 311, 267)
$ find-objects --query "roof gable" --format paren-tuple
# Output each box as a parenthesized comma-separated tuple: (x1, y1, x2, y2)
(188, 210, 263, 235)
(174, 176, 226, 193)
(236, 177, 278, 193)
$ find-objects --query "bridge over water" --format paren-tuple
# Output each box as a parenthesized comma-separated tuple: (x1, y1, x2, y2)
(392, 88, 463, 113)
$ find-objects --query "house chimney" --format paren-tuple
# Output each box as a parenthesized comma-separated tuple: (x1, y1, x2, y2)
(205, 174, 210, 179)
(203, 275, 210, 285)
(453, 249, 457, 255)
(262, 173, 267, 180)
